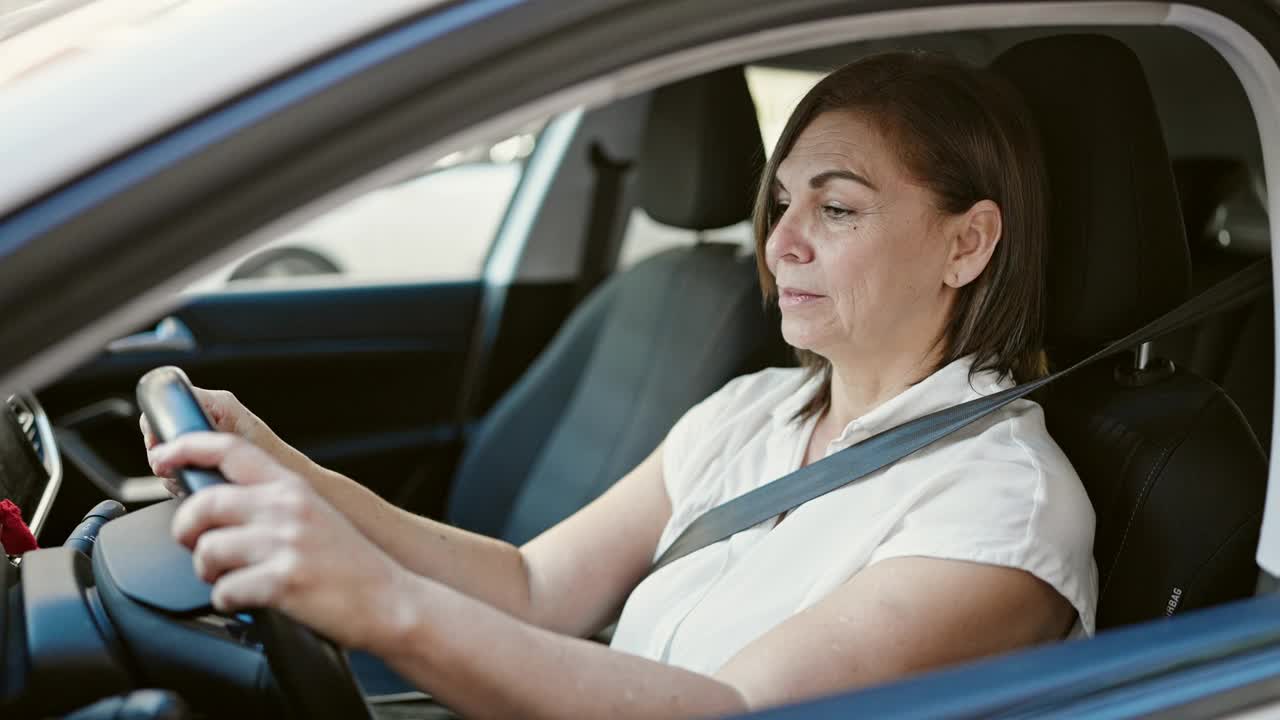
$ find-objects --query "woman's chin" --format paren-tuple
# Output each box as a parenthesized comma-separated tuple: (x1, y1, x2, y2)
(780, 325, 832, 356)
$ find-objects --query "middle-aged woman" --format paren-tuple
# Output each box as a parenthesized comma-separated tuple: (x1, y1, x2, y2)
(144, 51, 1097, 718)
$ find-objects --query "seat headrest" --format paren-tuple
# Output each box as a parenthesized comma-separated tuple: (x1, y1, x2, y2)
(637, 66, 765, 231)
(992, 35, 1191, 355)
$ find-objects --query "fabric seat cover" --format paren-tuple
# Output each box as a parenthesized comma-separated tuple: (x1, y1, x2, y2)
(446, 68, 781, 543)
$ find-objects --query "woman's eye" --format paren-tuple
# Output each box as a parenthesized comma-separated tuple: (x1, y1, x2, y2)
(823, 205, 854, 220)
(774, 201, 790, 215)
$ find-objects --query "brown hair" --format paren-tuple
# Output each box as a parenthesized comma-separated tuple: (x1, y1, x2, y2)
(753, 51, 1049, 422)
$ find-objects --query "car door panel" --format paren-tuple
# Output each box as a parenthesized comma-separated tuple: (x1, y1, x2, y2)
(34, 281, 482, 543)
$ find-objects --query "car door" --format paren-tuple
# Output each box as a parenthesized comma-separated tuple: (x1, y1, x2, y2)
(28, 133, 559, 543)
(27, 94, 650, 547)
(6, 0, 1280, 717)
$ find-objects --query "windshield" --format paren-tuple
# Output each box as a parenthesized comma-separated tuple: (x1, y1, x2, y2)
(0, 0, 230, 89)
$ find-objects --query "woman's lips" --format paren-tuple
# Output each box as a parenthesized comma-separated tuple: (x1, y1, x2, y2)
(778, 288, 827, 308)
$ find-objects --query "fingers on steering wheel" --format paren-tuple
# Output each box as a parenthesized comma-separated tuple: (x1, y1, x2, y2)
(210, 554, 298, 612)
(149, 432, 232, 474)
(192, 524, 277, 584)
(172, 483, 253, 548)
(139, 413, 158, 449)
(152, 432, 277, 486)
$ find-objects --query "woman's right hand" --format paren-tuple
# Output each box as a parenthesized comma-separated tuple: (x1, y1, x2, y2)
(140, 386, 278, 496)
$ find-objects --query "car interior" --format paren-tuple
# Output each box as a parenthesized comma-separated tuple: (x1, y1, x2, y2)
(4, 17, 1278, 720)
(454, 25, 1276, 630)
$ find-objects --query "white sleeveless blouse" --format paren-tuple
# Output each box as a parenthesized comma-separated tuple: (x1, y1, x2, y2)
(609, 358, 1098, 675)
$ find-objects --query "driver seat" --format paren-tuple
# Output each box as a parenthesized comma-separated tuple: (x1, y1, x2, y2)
(445, 67, 778, 544)
(993, 35, 1268, 630)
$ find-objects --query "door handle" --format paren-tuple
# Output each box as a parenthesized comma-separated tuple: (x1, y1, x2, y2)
(106, 317, 197, 354)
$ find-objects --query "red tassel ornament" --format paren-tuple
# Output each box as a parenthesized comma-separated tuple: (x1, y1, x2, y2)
(0, 499, 38, 555)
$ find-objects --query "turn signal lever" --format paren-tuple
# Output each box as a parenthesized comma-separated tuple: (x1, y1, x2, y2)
(65, 500, 127, 557)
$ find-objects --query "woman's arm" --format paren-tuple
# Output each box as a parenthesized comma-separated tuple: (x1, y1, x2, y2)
(380, 575, 750, 720)
(156, 432, 1074, 717)
(366, 551, 1071, 719)
(150, 431, 671, 637)
(296, 446, 670, 636)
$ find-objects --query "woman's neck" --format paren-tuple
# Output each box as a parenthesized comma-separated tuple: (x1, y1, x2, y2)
(824, 345, 944, 431)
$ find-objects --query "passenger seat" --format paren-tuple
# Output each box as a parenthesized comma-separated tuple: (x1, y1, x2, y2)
(445, 67, 786, 543)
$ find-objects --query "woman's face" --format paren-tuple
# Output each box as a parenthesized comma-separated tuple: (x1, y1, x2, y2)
(765, 110, 981, 369)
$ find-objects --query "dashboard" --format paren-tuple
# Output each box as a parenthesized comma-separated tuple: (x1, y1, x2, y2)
(0, 387, 350, 718)
(1, 394, 60, 545)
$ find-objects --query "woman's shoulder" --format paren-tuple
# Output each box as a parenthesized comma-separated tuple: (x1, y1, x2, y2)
(661, 367, 812, 505)
(959, 383, 1088, 487)
(889, 377, 1099, 632)
(944, 388, 1096, 552)
(719, 365, 811, 396)
(713, 365, 812, 409)
(913, 362, 1094, 545)
(673, 365, 811, 430)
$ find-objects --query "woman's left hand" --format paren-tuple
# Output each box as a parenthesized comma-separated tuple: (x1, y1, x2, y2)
(152, 432, 417, 654)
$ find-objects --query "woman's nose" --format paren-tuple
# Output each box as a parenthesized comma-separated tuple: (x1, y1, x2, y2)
(765, 207, 814, 268)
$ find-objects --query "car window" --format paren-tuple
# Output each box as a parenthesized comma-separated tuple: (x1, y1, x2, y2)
(615, 65, 822, 269)
(745, 65, 824, 155)
(184, 126, 541, 293)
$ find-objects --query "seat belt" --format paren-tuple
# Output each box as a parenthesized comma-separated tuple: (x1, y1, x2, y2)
(574, 141, 633, 303)
(651, 259, 1273, 575)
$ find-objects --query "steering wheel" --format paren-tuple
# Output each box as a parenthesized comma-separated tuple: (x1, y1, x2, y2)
(3, 393, 63, 539)
(135, 367, 372, 720)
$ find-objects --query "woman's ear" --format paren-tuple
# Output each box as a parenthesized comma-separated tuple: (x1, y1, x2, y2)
(944, 199, 1002, 288)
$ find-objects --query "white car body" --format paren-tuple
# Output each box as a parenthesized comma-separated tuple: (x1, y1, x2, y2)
(0, 0, 445, 219)
(185, 161, 522, 291)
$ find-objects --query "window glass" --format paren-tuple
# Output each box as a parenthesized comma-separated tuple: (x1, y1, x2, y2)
(184, 125, 541, 293)
(744, 65, 823, 157)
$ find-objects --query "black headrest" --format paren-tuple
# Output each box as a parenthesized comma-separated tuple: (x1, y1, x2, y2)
(637, 66, 765, 231)
(992, 35, 1191, 354)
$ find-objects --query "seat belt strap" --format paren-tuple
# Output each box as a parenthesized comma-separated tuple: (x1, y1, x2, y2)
(650, 259, 1272, 575)
(574, 142, 633, 303)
